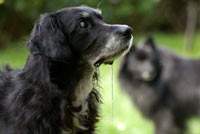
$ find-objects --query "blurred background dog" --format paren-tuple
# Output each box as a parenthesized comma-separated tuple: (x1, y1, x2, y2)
(119, 37, 200, 134)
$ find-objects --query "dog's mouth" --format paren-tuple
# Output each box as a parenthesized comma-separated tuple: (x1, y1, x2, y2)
(94, 47, 128, 66)
(94, 36, 133, 67)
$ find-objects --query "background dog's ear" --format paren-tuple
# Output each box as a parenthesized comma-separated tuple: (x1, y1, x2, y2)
(144, 36, 157, 51)
(28, 13, 73, 60)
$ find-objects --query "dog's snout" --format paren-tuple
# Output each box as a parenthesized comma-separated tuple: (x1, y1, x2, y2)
(114, 25, 133, 39)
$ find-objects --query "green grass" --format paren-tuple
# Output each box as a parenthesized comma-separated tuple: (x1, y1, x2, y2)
(1, 33, 200, 134)
(0, 40, 28, 68)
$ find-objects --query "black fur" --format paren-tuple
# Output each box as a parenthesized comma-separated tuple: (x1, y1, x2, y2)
(0, 6, 132, 134)
(119, 38, 200, 134)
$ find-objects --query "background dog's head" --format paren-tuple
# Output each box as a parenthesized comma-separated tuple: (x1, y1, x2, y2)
(28, 6, 133, 66)
(123, 37, 161, 82)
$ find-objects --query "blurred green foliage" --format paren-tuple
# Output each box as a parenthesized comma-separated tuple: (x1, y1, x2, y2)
(0, 0, 199, 47)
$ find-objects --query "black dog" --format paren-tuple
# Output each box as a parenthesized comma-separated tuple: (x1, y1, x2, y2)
(119, 38, 200, 134)
(0, 6, 133, 134)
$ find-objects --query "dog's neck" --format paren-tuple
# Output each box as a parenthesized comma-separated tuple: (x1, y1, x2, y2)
(49, 57, 96, 108)
(23, 54, 96, 108)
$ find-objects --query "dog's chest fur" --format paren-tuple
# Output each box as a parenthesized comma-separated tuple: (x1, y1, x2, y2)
(62, 89, 99, 133)
(0, 59, 100, 134)
(62, 100, 90, 133)
(72, 65, 94, 108)
(61, 63, 99, 133)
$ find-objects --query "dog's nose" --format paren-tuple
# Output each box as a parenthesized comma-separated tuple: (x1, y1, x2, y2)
(114, 25, 133, 39)
(122, 26, 133, 37)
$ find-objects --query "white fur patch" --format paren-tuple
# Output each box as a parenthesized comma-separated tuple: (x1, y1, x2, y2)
(103, 33, 133, 59)
(96, 8, 102, 14)
(122, 35, 133, 56)
(81, 12, 90, 17)
(142, 71, 151, 81)
(105, 34, 121, 51)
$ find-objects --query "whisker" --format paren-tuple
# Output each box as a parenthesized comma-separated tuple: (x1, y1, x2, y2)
(111, 64, 114, 123)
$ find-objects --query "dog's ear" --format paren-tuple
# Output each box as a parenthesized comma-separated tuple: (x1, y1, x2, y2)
(144, 37, 157, 51)
(28, 13, 73, 60)
(22, 55, 50, 83)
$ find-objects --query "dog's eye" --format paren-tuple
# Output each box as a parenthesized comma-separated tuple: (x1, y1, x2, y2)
(79, 21, 89, 29)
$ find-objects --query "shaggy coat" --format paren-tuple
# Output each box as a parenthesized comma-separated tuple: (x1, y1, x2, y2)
(0, 6, 133, 134)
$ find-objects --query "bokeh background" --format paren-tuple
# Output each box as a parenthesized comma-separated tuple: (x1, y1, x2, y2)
(0, 0, 200, 133)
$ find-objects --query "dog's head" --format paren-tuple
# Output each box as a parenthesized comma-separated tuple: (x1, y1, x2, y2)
(28, 6, 133, 66)
(123, 37, 161, 81)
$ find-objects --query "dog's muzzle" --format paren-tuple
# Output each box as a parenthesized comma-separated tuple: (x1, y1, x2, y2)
(115, 25, 133, 52)
(114, 25, 133, 41)
(94, 24, 133, 67)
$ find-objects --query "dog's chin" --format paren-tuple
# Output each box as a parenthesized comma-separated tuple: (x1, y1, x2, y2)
(95, 45, 132, 67)
(94, 57, 114, 67)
